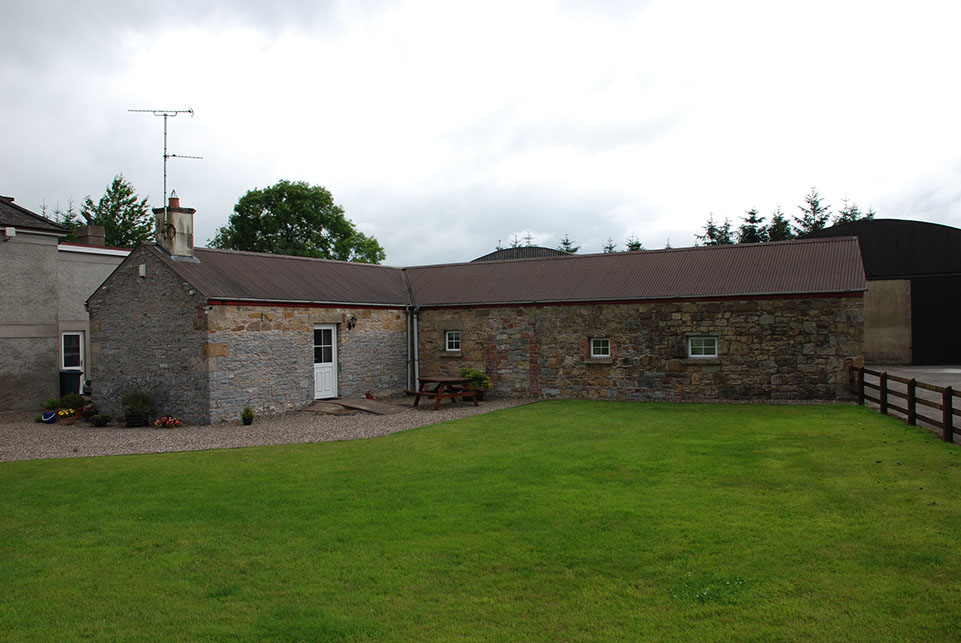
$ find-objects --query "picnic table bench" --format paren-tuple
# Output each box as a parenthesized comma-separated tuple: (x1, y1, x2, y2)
(405, 376, 479, 410)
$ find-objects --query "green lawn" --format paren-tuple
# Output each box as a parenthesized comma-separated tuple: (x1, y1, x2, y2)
(2, 401, 960, 640)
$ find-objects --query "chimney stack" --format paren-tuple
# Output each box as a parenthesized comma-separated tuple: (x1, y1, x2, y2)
(153, 190, 196, 257)
(76, 225, 106, 247)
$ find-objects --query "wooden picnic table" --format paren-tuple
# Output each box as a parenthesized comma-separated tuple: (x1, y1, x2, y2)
(406, 376, 479, 410)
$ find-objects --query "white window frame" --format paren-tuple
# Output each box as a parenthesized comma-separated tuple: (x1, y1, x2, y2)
(688, 336, 718, 359)
(590, 337, 611, 358)
(445, 330, 462, 352)
(61, 331, 84, 370)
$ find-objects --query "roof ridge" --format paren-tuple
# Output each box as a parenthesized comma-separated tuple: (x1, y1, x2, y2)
(0, 196, 70, 233)
(194, 246, 404, 270)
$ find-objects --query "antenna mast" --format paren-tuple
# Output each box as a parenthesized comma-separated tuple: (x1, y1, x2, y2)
(128, 108, 202, 218)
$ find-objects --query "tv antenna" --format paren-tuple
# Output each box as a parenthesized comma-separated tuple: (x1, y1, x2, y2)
(128, 108, 202, 209)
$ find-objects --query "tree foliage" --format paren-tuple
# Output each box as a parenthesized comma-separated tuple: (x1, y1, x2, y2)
(794, 187, 832, 235)
(211, 180, 385, 263)
(625, 234, 644, 251)
(766, 207, 795, 241)
(602, 238, 617, 253)
(557, 232, 579, 253)
(696, 214, 735, 245)
(79, 175, 154, 248)
(834, 197, 875, 225)
(737, 209, 768, 244)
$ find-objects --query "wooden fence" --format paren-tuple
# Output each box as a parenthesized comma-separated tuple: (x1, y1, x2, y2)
(851, 367, 959, 443)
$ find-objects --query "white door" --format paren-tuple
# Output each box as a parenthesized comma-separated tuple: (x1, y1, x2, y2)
(313, 324, 338, 399)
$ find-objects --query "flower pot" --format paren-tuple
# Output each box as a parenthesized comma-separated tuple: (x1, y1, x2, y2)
(91, 416, 110, 428)
(58, 416, 76, 426)
(242, 417, 253, 426)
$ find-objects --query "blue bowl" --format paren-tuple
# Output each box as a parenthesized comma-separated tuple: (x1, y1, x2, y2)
(41, 411, 58, 424)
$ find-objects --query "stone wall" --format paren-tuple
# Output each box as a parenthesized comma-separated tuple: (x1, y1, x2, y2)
(205, 304, 407, 422)
(416, 295, 864, 401)
(88, 246, 211, 423)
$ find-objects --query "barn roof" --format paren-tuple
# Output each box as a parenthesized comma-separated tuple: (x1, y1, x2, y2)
(0, 196, 69, 234)
(146, 236, 865, 308)
(406, 237, 866, 306)
(806, 219, 961, 279)
(149, 246, 410, 306)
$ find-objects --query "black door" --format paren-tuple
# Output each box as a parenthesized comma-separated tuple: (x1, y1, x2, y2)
(911, 275, 961, 364)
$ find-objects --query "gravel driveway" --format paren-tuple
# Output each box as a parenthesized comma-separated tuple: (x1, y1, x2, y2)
(0, 397, 533, 463)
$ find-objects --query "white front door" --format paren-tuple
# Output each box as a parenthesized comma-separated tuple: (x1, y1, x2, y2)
(313, 324, 338, 399)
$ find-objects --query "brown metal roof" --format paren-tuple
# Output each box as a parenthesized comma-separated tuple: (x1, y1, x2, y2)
(145, 237, 864, 308)
(150, 246, 410, 306)
(406, 237, 867, 306)
(0, 196, 70, 234)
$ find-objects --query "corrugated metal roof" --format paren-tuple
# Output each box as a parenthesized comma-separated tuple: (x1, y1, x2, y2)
(150, 246, 410, 306)
(406, 237, 866, 306)
(806, 219, 961, 278)
(472, 246, 573, 262)
(146, 237, 865, 308)
(0, 196, 69, 234)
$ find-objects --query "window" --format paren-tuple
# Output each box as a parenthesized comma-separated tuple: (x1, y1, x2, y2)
(688, 336, 717, 358)
(313, 327, 333, 363)
(445, 330, 461, 352)
(62, 332, 83, 370)
(590, 338, 610, 358)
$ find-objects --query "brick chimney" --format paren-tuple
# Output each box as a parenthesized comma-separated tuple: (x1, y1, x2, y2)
(152, 190, 196, 257)
(76, 225, 105, 247)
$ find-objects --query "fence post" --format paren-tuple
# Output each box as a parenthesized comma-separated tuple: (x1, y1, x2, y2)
(879, 372, 888, 415)
(907, 379, 916, 425)
(857, 367, 865, 406)
(944, 387, 954, 443)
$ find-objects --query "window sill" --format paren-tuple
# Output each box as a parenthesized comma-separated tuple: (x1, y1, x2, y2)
(440, 351, 462, 358)
(683, 357, 718, 365)
(585, 357, 613, 365)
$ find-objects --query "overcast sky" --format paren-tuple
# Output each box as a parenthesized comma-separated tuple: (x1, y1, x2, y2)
(3, 0, 960, 266)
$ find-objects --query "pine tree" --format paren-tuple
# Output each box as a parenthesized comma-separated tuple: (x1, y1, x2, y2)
(625, 234, 644, 251)
(766, 206, 795, 241)
(557, 232, 580, 253)
(834, 197, 875, 224)
(794, 187, 832, 235)
(696, 214, 734, 245)
(80, 175, 153, 248)
(737, 208, 768, 244)
(603, 238, 617, 253)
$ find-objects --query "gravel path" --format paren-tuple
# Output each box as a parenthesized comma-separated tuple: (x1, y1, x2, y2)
(0, 397, 534, 463)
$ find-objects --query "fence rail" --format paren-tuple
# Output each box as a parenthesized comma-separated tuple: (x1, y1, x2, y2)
(851, 367, 959, 443)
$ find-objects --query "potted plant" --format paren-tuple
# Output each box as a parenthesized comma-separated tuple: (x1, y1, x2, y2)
(154, 416, 183, 429)
(91, 414, 111, 428)
(459, 368, 492, 400)
(120, 390, 156, 427)
(241, 407, 255, 426)
(57, 408, 78, 425)
(79, 404, 98, 421)
(364, 390, 374, 400)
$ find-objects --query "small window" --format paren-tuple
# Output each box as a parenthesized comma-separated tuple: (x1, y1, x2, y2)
(590, 338, 610, 358)
(445, 330, 461, 352)
(314, 328, 334, 363)
(688, 336, 717, 358)
(62, 332, 83, 370)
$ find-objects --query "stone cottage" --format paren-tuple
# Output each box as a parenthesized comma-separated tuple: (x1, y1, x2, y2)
(88, 196, 866, 423)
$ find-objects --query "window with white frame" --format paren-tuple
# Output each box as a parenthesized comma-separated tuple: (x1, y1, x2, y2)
(590, 338, 611, 358)
(445, 330, 462, 352)
(62, 331, 83, 370)
(688, 336, 717, 358)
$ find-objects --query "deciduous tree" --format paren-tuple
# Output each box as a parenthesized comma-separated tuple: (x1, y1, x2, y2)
(211, 180, 385, 263)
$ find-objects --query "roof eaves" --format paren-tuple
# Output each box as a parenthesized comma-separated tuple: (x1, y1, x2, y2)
(418, 287, 868, 308)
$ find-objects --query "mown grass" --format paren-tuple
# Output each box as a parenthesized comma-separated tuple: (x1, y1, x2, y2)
(1, 401, 960, 640)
